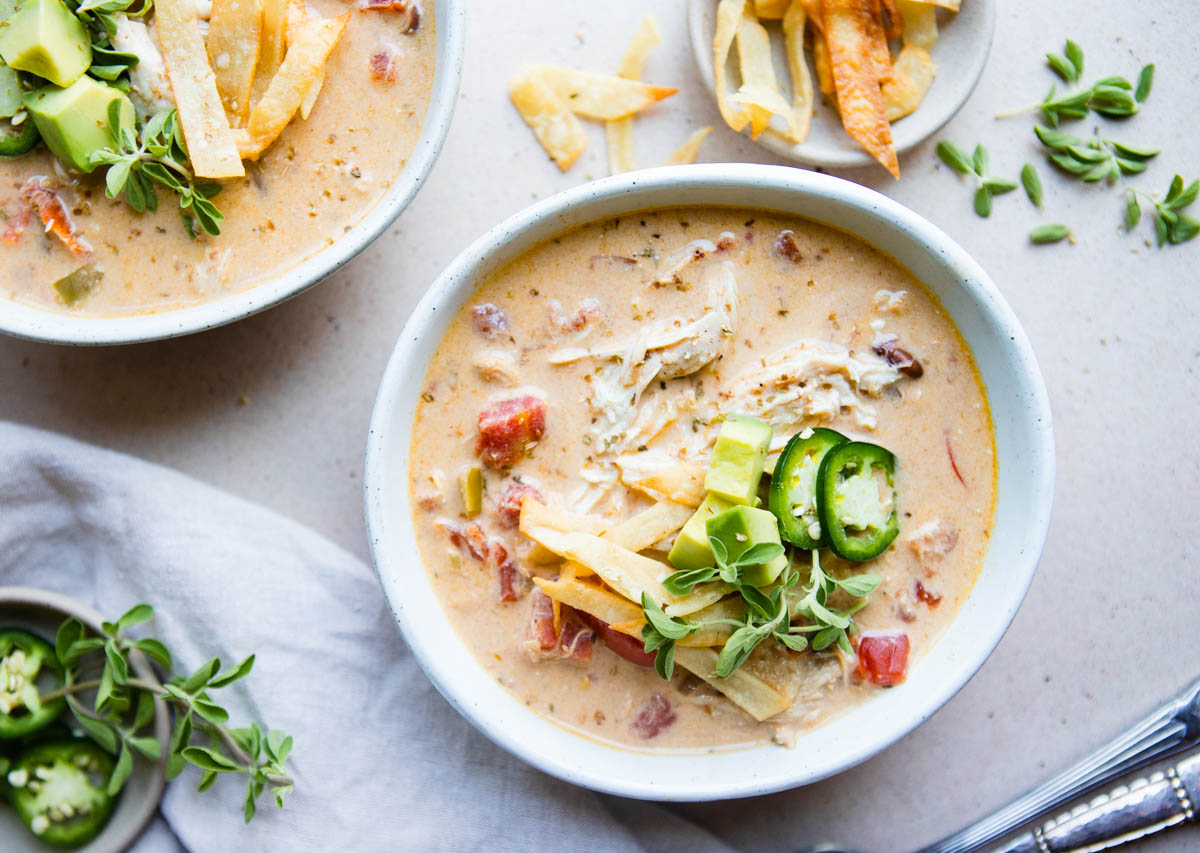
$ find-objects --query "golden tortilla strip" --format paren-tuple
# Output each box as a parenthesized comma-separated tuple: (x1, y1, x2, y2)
(897, 0, 937, 50)
(509, 71, 588, 171)
(520, 523, 676, 606)
(282, 0, 324, 119)
(864, 0, 893, 83)
(811, 23, 836, 97)
(605, 500, 694, 552)
(781, 0, 814, 143)
(821, 0, 899, 178)
(206, 0, 263, 125)
(606, 15, 661, 175)
(531, 65, 676, 121)
(259, 0, 287, 73)
(157, 0, 244, 178)
(240, 12, 349, 159)
(673, 646, 792, 720)
(882, 43, 935, 120)
(712, 0, 750, 133)
(518, 498, 608, 537)
(663, 125, 712, 165)
(299, 69, 324, 120)
(732, 12, 794, 140)
(906, 0, 957, 9)
(754, 0, 791, 17)
(615, 456, 706, 506)
(534, 577, 642, 626)
(663, 582, 733, 617)
(878, 0, 904, 40)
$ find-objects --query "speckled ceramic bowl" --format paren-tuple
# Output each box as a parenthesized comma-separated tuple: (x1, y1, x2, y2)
(365, 164, 1054, 801)
(0, 0, 465, 346)
(0, 588, 170, 853)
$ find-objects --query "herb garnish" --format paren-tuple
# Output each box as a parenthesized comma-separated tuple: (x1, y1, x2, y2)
(642, 547, 880, 680)
(1125, 175, 1200, 246)
(936, 141, 1018, 217)
(1020, 163, 1043, 207)
(41, 603, 294, 823)
(89, 106, 225, 237)
(1029, 224, 1072, 245)
(999, 41, 1152, 125)
(1033, 125, 1159, 183)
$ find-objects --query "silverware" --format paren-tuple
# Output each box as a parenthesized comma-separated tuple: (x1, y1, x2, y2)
(919, 676, 1200, 853)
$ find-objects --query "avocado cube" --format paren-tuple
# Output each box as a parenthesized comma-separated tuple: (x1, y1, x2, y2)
(0, 62, 19, 117)
(0, 0, 91, 88)
(667, 494, 734, 571)
(24, 76, 133, 172)
(705, 505, 788, 588)
(704, 414, 773, 505)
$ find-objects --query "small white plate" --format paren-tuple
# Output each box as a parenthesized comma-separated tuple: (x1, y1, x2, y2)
(686, 0, 996, 170)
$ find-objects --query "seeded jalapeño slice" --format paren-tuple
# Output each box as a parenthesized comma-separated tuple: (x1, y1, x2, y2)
(816, 441, 900, 561)
(0, 629, 66, 740)
(768, 427, 847, 549)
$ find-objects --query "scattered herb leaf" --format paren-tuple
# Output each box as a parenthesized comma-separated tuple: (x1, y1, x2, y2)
(1021, 163, 1044, 207)
(1029, 224, 1072, 244)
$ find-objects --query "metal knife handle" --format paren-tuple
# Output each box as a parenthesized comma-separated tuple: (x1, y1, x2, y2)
(919, 677, 1200, 853)
(989, 752, 1199, 853)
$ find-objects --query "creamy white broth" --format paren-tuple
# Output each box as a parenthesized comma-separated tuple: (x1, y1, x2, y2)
(0, 2, 435, 316)
(410, 207, 995, 751)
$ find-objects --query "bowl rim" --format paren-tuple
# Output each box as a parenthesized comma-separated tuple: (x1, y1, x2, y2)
(0, 586, 171, 853)
(684, 0, 997, 168)
(0, 0, 466, 347)
(364, 163, 1055, 800)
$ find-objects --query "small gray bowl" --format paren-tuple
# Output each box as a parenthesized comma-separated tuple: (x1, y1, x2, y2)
(0, 588, 170, 853)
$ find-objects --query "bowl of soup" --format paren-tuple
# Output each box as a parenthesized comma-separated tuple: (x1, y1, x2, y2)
(0, 0, 464, 344)
(365, 163, 1054, 799)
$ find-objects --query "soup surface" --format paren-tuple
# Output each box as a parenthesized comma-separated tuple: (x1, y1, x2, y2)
(0, 2, 435, 317)
(410, 207, 995, 751)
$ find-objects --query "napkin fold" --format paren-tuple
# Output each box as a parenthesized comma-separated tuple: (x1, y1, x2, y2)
(0, 422, 736, 853)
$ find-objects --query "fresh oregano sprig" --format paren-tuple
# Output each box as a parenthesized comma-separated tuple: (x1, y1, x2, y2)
(999, 40, 1153, 126)
(936, 141, 1018, 217)
(643, 548, 880, 680)
(89, 106, 224, 237)
(1125, 175, 1200, 247)
(1034, 125, 1160, 184)
(43, 603, 294, 823)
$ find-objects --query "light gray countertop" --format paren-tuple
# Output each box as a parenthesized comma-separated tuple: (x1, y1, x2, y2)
(1, 1, 1197, 850)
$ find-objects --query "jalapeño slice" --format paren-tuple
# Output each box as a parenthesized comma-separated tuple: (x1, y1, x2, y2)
(0, 117, 39, 158)
(9, 740, 117, 847)
(0, 629, 66, 740)
(816, 441, 900, 561)
(768, 427, 847, 549)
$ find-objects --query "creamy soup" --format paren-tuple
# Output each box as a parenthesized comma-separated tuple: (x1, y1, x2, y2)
(410, 208, 995, 751)
(0, 1, 434, 316)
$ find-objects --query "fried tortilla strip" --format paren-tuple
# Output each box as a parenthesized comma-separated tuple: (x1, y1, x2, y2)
(732, 12, 794, 140)
(606, 15, 661, 175)
(878, 0, 904, 40)
(673, 646, 792, 720)
(238, 11, 349, 159)
(663, 583, 733, 617)
(534, 577, 642, 626)
(897, 0, 937, 50)
(606, 500, 695, 552)
(821, 0, 899, 178)
(283, 0, 324, 119)
(520, 523, 676, 606)
(905, 0, 957, 9)
(259, 0, 287, 73)
(663, 125, 712, 165)
(157, 0, 244, 178)
(207, 0, 263, 125)
(863, 0, 893, 83)
(882, 43, 935, 120)
(781, 0, 814, 143)
(532, 65, 676, 121)
(675, 596, 744, 646)
(519, 498, 609, 537)
(754, 0, 791, 17)
(811, 25, 835, 96)
(713, 0, 750, 133)
(615, 455, 706, 506)
(509, 71, 588, 171)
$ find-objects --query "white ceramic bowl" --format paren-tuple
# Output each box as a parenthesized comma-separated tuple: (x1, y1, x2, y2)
(365, 164, 1054, 801)
(0, 0, 465, 346)
(0, 588, 170, 853)
(687, 0, 996, 170)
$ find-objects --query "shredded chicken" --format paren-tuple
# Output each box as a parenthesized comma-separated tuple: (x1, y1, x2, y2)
(651, 238, 718, 288)
(722, 339, 901, 441)
(112, 16, 175, 119)
(767, 657, 843, 746)
(473, 349, 519, 385)
(906, 518, 958, 575)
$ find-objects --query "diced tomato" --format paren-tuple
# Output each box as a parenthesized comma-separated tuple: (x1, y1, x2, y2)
(495, 481, 542, 528)
(368, 49, 399, 82)
(855, 632, 910, 686)
(774, 229, 803, 262)
(2, 203, 30, 243)
(915, 580, 942, 607)
(528, 590, 558, 650)
(577, 612, 654, 668)
(557, 619, 594, 664)
(440, 520, 488, 561)
(629, 694, 676, 740)
(476, 395, 546, 469)
(527, 592, 594, 662)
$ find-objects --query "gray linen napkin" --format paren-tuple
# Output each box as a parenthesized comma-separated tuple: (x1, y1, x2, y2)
(0, 421, 735, 852)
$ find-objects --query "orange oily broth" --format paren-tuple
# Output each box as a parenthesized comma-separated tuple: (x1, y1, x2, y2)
(0, 4, 435, 316)
(410, 208, 996, 751)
